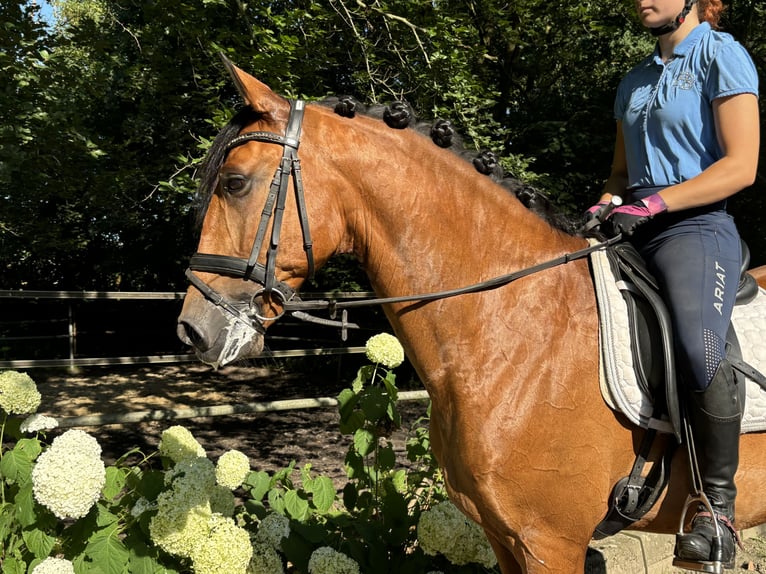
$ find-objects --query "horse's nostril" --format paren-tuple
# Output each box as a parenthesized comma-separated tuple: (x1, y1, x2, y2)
(177, 321, 208, 351)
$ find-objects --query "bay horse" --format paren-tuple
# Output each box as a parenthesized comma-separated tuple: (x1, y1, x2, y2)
(177, 60, 766, 573)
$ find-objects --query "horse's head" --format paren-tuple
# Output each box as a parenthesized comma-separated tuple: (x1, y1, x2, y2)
(177, 59, 341, 367)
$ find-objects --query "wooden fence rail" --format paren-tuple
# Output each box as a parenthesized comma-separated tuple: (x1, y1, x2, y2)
(2, 289, 422, 428)
(0, 289, 376, 370)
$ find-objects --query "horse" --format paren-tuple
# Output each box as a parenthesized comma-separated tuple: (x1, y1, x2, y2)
(177, 60, 766, 574)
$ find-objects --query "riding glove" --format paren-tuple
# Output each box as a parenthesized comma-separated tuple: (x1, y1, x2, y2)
(604, 193, 667, 237)
(582, 200, 610, 234)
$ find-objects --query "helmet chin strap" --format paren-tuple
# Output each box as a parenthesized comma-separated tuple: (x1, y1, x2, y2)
(650, 0, 698, 37)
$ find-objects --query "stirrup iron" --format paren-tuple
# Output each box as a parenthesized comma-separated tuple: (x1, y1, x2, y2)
(673, 491, 728, 574)
(672, 407, 731, 574)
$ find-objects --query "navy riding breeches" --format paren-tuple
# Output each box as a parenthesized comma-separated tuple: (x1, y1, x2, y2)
(629, 190, 741, 392)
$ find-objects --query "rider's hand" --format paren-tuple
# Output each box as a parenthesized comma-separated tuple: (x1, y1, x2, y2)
(603, 193, 667, 237)
(582, 200, 610, 234)
(584, 200, 609, 220)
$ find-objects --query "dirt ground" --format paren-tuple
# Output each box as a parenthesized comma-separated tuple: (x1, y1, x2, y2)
(28, 362, 766, 572)
(32, 360, 426, 483)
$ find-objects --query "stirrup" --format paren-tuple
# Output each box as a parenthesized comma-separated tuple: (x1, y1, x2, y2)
(673, 492, 730, 574)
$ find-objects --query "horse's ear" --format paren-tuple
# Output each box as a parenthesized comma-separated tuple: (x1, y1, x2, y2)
(220, 54, 283, 113)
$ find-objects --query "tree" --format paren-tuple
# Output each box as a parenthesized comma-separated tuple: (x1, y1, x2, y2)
(1, 0, 764, 291)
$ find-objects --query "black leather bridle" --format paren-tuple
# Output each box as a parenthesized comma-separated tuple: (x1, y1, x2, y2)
(185, 99, 315, 334)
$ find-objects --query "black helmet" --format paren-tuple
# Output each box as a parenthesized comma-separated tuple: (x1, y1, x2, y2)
(649, 0, 699, 36)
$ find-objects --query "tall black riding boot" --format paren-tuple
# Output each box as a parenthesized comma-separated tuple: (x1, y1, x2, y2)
(675, 360, 742, 568)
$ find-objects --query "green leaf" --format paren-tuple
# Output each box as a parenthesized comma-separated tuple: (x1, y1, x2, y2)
(309, 476, 335, 514)
(353, 428, 375, 457)
(338, 410, 365, 435)
(103, 466, 128, 501)
(130, 469, 164, 501)
(267, 489, 285, 515)
(85, 526, 130, 574)
(244, 471, 271, 502)
(391, 469, 407, 494)
(377, 444, 396, 471)
(0, 502, 15, 542)
(284, 490, 310, 521)
(22, 526, 57, 558)
(337, 387, 358, 414)
(342, 482, 357, 510)
(14, 481, 38, 527)
(0, 557, 26, 574)
(359, 386, 388, 421)
(95, 502, 120, 527)
(0, 438, 41, 485)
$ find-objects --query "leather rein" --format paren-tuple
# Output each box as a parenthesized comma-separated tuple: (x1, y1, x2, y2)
(185, 99, 621, 335)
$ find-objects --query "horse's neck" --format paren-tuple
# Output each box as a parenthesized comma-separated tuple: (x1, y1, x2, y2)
(340, 127, 576, 299)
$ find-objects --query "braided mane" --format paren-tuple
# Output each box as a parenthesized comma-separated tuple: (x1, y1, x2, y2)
(196, 98, 578, 234)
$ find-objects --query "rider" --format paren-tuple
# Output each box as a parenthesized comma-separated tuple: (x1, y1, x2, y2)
(586, 0, 760, 566)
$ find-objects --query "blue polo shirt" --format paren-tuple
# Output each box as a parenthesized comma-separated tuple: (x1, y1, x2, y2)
(615, 22, 759, 189)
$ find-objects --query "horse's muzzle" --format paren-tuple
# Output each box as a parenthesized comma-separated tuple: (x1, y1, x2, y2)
(177, 297, 265, 368)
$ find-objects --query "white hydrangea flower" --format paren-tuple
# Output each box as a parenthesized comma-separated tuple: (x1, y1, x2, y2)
(255, 512, 290, 549)
(0, 370, 42, 415)
(307, 547, 360, 574)
(31, 557, 75, 574)
(20, 414, 59, 434)
(209, 485, 235, 517)
(165, 456, 217, 493)
(191, 514, 253, 574)
(31, 430, 106, 520)
(417, 501, 497, 568)
(158, 425, 206, 462)
(248, 540, 285, 574)
(215, 449, 250, 489)
(47, 428, 102, 458)
(149, 487, 212, 558)
(364, 333, 405, 368)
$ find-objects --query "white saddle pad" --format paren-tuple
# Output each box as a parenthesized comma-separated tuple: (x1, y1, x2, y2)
(590, 241, 766, 434)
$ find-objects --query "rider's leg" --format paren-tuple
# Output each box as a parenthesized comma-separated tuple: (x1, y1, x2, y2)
(637, 212, 742, 566)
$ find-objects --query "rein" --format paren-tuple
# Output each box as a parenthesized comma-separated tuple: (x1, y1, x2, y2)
(185, 99, 622, 335)
(284, 236, 623, 314)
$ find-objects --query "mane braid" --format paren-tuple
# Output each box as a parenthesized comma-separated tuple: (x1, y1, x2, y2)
(317, 96, 578, 234)
(194, 106, 263, 229)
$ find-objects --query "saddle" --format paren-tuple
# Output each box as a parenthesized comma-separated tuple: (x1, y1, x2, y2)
(592, 240, 763, 539)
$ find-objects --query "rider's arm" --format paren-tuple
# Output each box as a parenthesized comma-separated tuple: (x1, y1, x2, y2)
(599, 122, 629, 204)
(657, 93, 760, 212)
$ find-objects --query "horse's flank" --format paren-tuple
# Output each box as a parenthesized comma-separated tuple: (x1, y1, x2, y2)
(178, 67, 766, 574)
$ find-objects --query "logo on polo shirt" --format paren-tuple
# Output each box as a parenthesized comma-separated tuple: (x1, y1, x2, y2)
(673, 71, 696, 90)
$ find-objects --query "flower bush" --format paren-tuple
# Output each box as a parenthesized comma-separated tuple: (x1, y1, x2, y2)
(0, 338, 499, 573)
(418, 500, 498, 568)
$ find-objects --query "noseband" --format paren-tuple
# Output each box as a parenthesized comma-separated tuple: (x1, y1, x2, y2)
(185, 99, 315, 333)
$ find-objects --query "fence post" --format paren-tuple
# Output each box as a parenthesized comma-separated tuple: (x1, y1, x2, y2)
(68, 302, 79, 374)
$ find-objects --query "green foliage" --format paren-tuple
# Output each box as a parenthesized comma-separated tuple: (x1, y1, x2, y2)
(2, 0, 766, 291)
(1, 348, 499, 573)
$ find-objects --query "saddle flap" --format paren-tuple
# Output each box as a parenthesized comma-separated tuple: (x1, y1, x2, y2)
(605, 244, 681, 440)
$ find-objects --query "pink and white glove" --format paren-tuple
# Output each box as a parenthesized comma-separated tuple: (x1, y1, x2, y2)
(603, 193, 667, 237)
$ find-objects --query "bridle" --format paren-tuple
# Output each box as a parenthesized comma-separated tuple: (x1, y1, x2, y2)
(185, 98, 622, 338)
(185, 99, 314, 334)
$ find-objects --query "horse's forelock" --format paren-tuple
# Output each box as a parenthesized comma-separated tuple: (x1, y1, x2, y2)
(194, 106, 263, 229)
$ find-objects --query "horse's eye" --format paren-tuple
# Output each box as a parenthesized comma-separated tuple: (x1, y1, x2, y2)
(221, 174, 250, 196)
